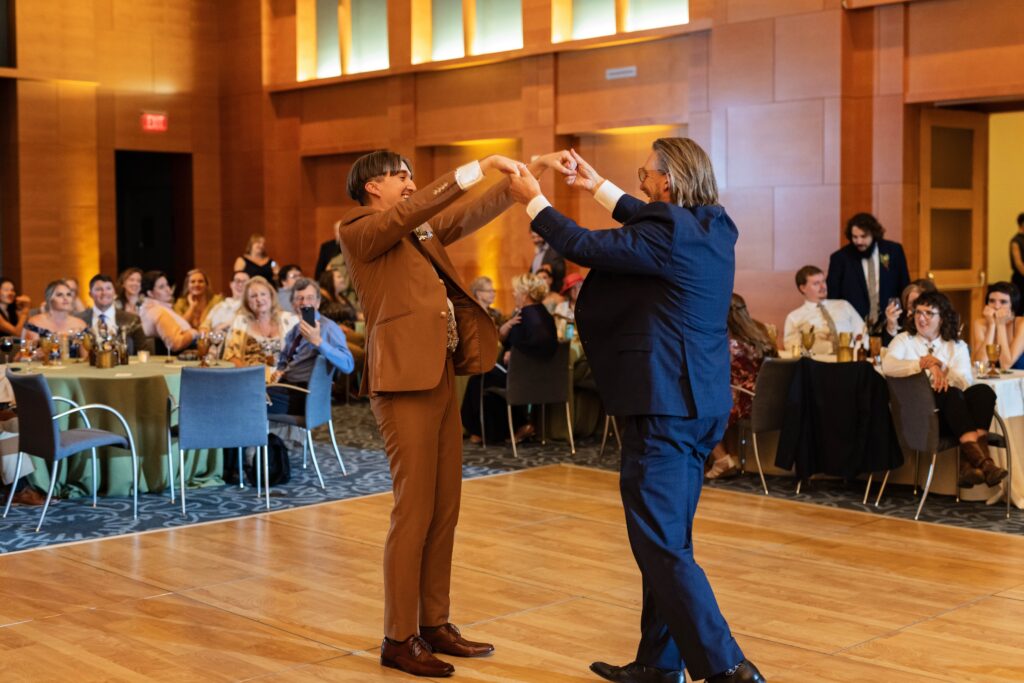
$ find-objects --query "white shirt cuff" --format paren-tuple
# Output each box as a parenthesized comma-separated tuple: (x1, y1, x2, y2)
(594, 180, 625, 213)
(454, 160, 483, 190)
(526, 195, 551, 220)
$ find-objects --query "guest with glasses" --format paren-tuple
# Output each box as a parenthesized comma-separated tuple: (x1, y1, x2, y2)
(883, 291, 1007, 488)
(971, 281, 1024, 370)
(468, 276, 504, 327)
(203, 270, 251, 333)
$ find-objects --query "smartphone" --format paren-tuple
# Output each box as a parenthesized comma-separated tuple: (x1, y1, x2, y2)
(301, 306, 317, 327)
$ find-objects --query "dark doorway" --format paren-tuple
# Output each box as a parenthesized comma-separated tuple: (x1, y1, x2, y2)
(115, 151, 193, 289)
(0, 0, 12, 68)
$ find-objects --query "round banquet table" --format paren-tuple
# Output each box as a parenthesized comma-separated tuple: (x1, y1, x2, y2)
(7, 358, 232, 499)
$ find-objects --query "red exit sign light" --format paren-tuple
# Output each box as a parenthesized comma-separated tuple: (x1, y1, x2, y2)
(140, 111, 169, 132)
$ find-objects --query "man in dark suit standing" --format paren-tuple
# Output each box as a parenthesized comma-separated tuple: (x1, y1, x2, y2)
(826, 213, 910, 330)
(509, 140, 764, 683)
(76, 274, 151, 355)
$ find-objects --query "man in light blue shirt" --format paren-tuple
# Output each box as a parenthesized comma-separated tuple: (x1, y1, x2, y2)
(270, 278, 354, 413)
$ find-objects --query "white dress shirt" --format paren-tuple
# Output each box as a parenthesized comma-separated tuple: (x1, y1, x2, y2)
(783, 299, 866, 355)
(203, 297, 242, 331)
(91, 305, 118, 337)
(882, 332, 973, 391)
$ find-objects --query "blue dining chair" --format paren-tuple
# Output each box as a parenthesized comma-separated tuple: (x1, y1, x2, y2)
(176, 366, 270, 513)
(267, 355, 347, 488)
(2, 370, 139, 532)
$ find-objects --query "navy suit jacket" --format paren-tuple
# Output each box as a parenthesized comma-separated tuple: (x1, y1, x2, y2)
(826, 239, 910, 321)
(530, 195, 737, 419)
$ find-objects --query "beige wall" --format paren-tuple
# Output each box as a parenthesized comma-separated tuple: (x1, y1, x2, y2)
(987, 112, 1024, 286)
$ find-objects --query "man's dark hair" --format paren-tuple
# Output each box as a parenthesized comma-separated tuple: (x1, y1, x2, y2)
(795, 265, 823, 290)
(140, 270, 167, 297)
(346, 150, 413, 205)
(1018, 212, 1024, 228)
(845, 212, 885, 242)
(906, 291, 960, 341)
(278, 264, 302, 288)
(987, 281, 1021, 312)
(89, 274, 114, 290)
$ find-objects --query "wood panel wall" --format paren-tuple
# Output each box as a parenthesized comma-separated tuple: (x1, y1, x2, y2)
(5, 0, 1024, 338)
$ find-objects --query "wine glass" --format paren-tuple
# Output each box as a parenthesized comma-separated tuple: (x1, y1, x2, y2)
(207, 331, 225, 365)
(985, 343, 1001, 377)
(0, 336, 13, 364)
(39, 336, 55, 366)
(196, 333, 211, 368)
(800, 327, 815, 357)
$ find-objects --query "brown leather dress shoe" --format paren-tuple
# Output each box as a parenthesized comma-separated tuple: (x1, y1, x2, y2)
(420, 623, 494, 657)
(380, 635, 454, 677)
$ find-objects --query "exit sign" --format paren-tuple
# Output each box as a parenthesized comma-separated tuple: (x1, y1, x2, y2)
(140, 111, 168, 132)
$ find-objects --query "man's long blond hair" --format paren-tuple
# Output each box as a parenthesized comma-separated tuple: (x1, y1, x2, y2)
(652, 138, 719, 208)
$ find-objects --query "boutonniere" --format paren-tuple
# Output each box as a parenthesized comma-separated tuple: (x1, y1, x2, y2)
(880, 253, 890, 270)
(413, 225, 434, 241)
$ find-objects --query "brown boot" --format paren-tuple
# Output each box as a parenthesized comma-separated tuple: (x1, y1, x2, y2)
(958, 442, 987, 487)
(421, 623, 494, 658)
(381, 635, 454, 677)
(980, 459, 1009, 487)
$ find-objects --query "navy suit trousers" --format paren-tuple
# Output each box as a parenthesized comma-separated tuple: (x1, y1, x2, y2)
(619, 414, 744, 679)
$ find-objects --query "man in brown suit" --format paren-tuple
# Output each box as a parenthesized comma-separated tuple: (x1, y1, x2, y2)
(339, 149, 573, 677)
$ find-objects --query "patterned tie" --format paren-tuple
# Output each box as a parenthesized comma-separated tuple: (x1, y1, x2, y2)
(818, 303, 840, 354)
(866, 256, 879, 323)
(98, 312, 109, 339)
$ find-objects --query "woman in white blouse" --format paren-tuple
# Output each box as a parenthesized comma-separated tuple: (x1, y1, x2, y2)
(138, 271, 200, 354)
(883, 291, 1007, 488)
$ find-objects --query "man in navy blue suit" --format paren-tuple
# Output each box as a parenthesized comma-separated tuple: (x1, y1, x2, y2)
(826, 213, 910, 330)
(509, 140, 764, 683)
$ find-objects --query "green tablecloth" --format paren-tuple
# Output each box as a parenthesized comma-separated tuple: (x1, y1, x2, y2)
(10, 359, 227, 499)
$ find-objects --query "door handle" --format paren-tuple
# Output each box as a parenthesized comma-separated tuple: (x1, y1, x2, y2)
(979, 270, 986, 285)
(926, 271, 935, 280)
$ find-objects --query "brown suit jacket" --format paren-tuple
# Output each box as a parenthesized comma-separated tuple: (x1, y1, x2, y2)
(339, 170, 509, 395)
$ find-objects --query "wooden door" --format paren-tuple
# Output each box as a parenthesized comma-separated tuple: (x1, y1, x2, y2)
(919, 108, 988, 342)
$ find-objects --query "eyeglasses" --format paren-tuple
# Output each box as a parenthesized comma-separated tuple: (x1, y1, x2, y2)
(913, 308, 939, 320)
(637, 167, 665, 183)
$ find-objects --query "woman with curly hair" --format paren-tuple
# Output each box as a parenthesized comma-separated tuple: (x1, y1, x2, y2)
(883, 291, 1007, 488)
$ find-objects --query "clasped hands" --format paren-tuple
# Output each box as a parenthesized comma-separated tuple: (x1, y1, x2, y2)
(480, 149, 606, 205)
(919, 354, 950, 392)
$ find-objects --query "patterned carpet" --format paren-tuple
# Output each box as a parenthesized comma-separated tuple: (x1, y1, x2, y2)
(1, 402, 1020, 554)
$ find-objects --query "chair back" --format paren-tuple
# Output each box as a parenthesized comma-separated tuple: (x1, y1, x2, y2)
(303, 355, 335, 429)
(178, 366, 268, 450)
(885, 373, 940, 454)
(749, 358, 799, 434)
(506, 342, 571, 406)
(5, 370, 59, 460)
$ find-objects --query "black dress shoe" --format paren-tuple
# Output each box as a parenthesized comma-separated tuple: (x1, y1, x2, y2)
(707, 659, 766, 682)
(590, 661, 683, 683)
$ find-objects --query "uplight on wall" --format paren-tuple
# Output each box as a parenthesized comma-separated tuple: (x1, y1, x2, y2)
(626, 0, 688, 32)
(470, 0, 523, 56)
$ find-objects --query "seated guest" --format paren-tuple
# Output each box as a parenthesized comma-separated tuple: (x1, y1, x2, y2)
(75, 274, 151, 354)
(317, 268, 365, 368)
(0, 411, 47, 506)
(553, 272, 584, 322)
(138, 271, 200, 354)
(23, 280, 88, 350)
(0, 278, 31, 337)
(223, 276, 298, 368)
(173, 269, 224, 329)
(461, 272, 557, 443)
(707, 294, 779, 479)
(63, 277, 88, 314)
(268, 278, 354, 414)
(536, 264, 565, 313)
(972, 281, 1024, 371)
(881, 278, 938, 346)
(783, 265, 864, 355)
(277, 264, 303, 314)
(202, 270, 250, 333)
(469, 275, 504, 327)
(116, 267, 144, 314)
(883, 291, 1008, 487)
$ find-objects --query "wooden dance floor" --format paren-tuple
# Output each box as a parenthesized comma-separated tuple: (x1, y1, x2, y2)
(2, 464, 1023, 681)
